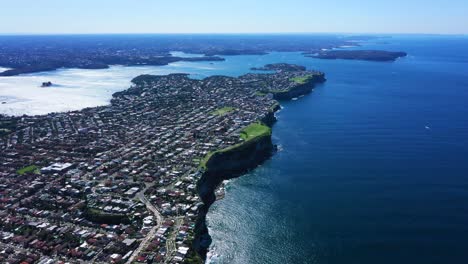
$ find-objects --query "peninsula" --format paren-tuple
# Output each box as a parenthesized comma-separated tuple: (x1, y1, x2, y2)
(0, 35, 374, 76)
(307, 49, 407, 61)
(0, 64, 324, 263)
(0, 55, 224, 77)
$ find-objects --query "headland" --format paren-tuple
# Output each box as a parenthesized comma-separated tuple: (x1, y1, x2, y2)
(307, 49, 407, 61)
(0, 34, 375, 76)
(0, 63, 324, 263)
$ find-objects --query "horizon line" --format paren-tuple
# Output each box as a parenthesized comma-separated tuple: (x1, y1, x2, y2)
(0, 32, 466, 37)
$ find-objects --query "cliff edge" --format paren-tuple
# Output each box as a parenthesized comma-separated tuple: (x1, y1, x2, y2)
(194, 123, 275, 260)
(190, 63, 326, 262)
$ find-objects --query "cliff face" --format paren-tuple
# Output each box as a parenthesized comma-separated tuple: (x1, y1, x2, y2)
(260, 109, 278, 127)
(272, 74, 326, 100)
(193, 133, 275, 260)
(192, 67, 327, 262)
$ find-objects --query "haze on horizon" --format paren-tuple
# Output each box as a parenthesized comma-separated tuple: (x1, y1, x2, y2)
(1, 0, 467, 35)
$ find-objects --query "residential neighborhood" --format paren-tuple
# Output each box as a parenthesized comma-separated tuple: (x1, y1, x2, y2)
(0, 64, 322, 263)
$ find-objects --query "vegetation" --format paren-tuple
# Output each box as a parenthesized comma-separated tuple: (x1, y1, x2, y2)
(84, 208, 131, 225)
(269, 89, 284, 93)
(184, 249, 203, 264)
(240, 123, 271, 141)
(270, 102, 280, 112)
(17, 165, 39, 175)
(131, 74, 161, 85)
(290, 75, 312, 84)
(200, 152, 215, 170)
(0, 128, 11, 137)
(311, 50, 407, 61)
(211, 107, 236, 116)
(200, 122, 271, 169)
(0, 118, 18, 137)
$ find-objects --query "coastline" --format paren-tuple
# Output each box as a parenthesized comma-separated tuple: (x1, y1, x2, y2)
(193, 78, 323, 261)
(5, 35, 468, 264)
(0, 56, 225, 77)
(0, 62, 325, 263)
(191, 36, 468, 264)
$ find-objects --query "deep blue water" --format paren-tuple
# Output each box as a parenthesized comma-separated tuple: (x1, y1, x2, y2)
(207, 36, 468, 264)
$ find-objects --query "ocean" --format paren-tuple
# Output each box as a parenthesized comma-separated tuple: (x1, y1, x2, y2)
(206, 35, 468, 264)
(1, 35, 468, 264)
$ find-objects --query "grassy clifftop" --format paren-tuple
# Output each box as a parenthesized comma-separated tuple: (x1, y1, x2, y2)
(200, 122, 271, 169)
(290, 74, 313, 84)
(240, 123, 271, 141)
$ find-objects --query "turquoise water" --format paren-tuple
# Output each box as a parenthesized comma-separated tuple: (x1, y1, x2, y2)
(207, 36, 468, 264)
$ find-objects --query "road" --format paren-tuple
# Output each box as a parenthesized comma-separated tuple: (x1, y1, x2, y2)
(164, 217, 184, 263)
(125, 189, 163, 264)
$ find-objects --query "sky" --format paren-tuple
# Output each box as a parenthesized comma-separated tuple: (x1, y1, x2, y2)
(1, 0, 467, 35)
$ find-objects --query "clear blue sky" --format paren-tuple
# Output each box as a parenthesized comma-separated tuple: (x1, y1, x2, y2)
(1, 0, 467, 34)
